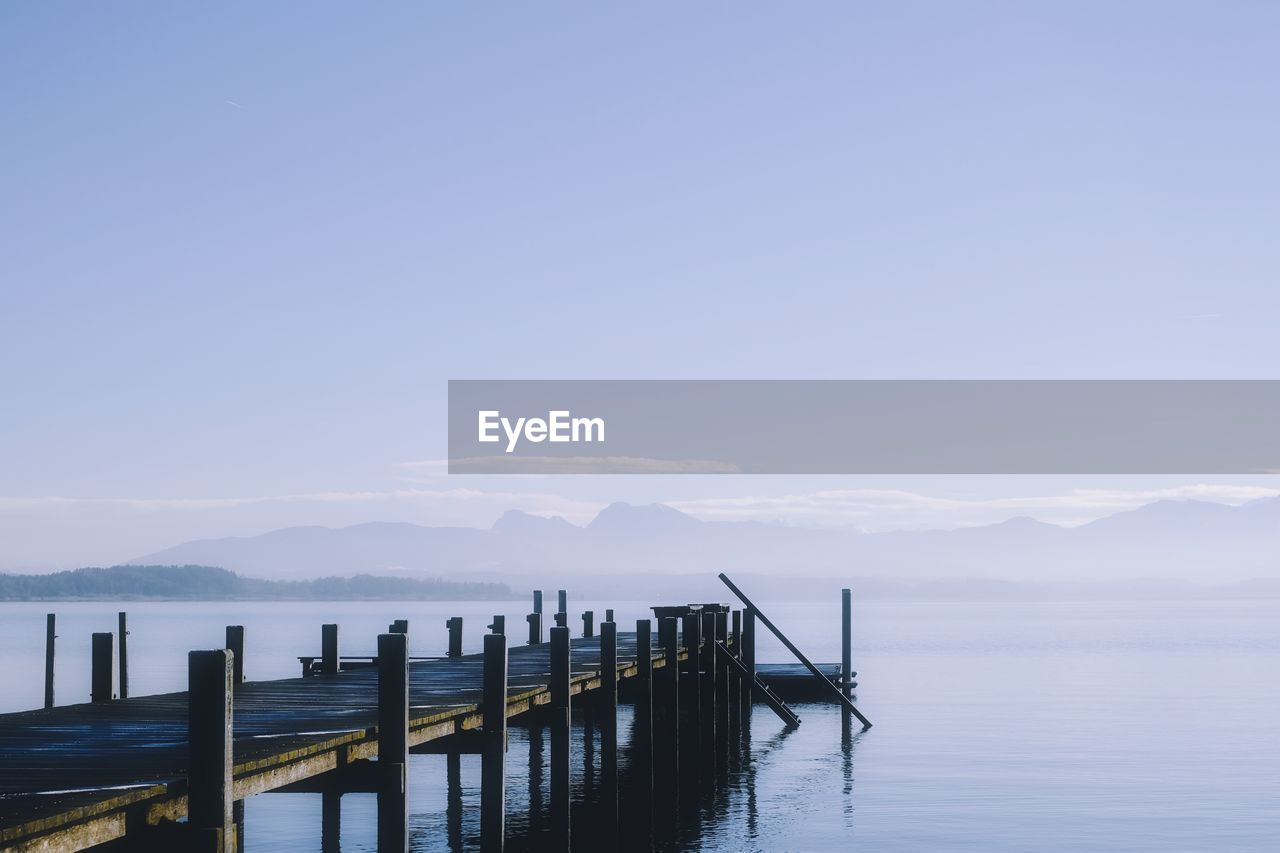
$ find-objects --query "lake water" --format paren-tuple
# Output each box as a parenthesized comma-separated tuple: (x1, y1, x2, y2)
(1, 598, 1277, 851)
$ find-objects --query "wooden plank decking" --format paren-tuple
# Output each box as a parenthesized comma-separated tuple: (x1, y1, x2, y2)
(0, 633, 674, 851)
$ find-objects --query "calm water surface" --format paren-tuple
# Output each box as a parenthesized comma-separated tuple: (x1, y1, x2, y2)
(1, 599, 1276, 851)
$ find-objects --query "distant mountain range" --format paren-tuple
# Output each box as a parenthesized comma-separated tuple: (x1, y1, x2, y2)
(129, 498, 1280, 586)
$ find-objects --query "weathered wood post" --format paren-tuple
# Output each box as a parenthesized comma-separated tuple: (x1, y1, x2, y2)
(657, 616, 681, 832)
(550, 625, 571, 849)
(321, 624, 339, 676)
(533, 589, 543, 616)
(447, 751, 463, 851)
(679, 612, 701, 813)
(528, 724, 544, 836)
(377, 632, 409, 853)
(188, 649, 233, 852)
(600, 620, 619, 847)
(389, 619, 409, 635)
(446, 617, 464, 658)
(117, 612, 129, 700)
(714, 610, 729, 776)
(225, 626, 245, 689)
(730, 609, 742, 737)
(527, 612, 542, 646)
(557, 589, 567, 615)
(742, 608, 756, 711)
(482, 632, 508, 852)
(44, 613, 55, 709)
(91, 632, 115, 703)
(635, 618, 654, 839)
(489, 614, 505, 635)
(605, 608, 614, 622)
(700, 610, 717, 774)
(554, 611, 567, 628)
(582, 610, 594, 639)
(321, 789, 341, 853)
(841, 588, 852, 699)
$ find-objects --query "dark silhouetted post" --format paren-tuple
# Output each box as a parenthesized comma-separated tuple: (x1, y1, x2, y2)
(91, 632, 114, 703)
(582, 610, 594, 639)
(658, 616, 681, 832)
(730, 609, 742, 733)
(389, 619, 409, 635)
(489, 614, 505, 635)
(700, 610, 717, 773)
(44, 613, 55, 709)
(225, 626, 245, 689)
(533, 589, 543, 615)
(446, 617, 464, 658)
(842, 588, 852, 699)
(322, 790, 341, 853)
(605, 608, 614, 622)
(550, 625, 571, 849)
(600, 620, 619, 846)
(715, 610, 729, 774)
(742, 608, 756, 710)
(321, 624, 339, 676)
(378, 632, 409, 852)
(554, 611, 567, 628)
(482, 633, 508, 852)
(448, 751, 463, 851)
(527, 612, 542, 646)
(117, 612, 129, 700)
(635, 618, 654, 841)
(557, 589, 567, 615)
(188, 649, 233, 852)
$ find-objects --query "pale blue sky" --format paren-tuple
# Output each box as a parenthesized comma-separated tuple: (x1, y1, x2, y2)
(2, 3, 1278, 567)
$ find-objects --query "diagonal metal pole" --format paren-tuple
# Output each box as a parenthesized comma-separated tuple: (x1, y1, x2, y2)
(719, 572, 872, 729)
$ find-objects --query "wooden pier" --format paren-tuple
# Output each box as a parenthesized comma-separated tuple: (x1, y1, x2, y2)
(0, 578, 868, 851)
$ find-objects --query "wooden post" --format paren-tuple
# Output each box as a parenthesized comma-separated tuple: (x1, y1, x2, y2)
(447, 751, 464, 851)
(91, 632, 115, 703)
(605, 608, 614, 622)
(554, 611, 567, 628)
(730, 609, 742, 734)
(321, 624, 339, 676)
(679, 613, 700, 812)
(842, 588, 852, 699)
(527, 612, 542, 646)
(482, 633, 508, 852)
(321, 790, 341, 853)
(188, 649, 233, 852)
(600, 620, 618, 846)
(658, 616, 681, 829)
(635, 618, 654, 841)
(549, 625, 571, 849)
(715, 610, 729, 775)
(489, 614, 505, 635)
(44, 613, 55, 709)
(446, 617, 464, 658)
(533, 589, 543, 615)
(557, 589, 567, 615)
(117, 612, 129, 700)
(700, 610, 717, 772)
(743, 608, 756, 710)
(377, 632, 408, 853)
(225, 626, 245, 689)
(582, 610, 594, 639)
(389, 619, 409, 634)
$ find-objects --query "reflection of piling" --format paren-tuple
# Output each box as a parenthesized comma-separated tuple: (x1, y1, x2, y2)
(550, 625, 571, 849)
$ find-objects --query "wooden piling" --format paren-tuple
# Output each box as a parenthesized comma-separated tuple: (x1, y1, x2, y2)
(225, 626, 245, 689)
(390, 619, 409, 634)
(700, 610, 718, 772)
(527, 612, 542, 646)
(549, 625, 571, 849)
(743, 608, 756, 710)
(321, 790, 341, 853)
(605, 608, 614, 622)
(534, 589, 543, 615)
(679, 613, 701, 810)
(482, 633, 508, 852)
(446, 616, 464, 658)
(600, 620, 619, 846)
(91, 632, 114, 703)
(489, 614, 506, 635)
(377, 632, 409, 853)
(44, 613, 55, 709)
(554, 611, 567, 628)
(117, 612, 129, 700)
(557, 589, 567, 615)
(582, 610, 594, 639)
(635, 618, 654, 838)
(715, 610, 729, 774)
(841, 588, 852, 699)
(321, 624, 339, 676)
(187, 650, 233, 852)
(447, 750, 464, 851)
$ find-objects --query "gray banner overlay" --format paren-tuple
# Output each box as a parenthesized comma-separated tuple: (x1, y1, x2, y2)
(447, 380, 1280, 474)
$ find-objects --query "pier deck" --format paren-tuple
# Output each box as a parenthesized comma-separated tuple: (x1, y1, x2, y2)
(0, 633, 667, 851)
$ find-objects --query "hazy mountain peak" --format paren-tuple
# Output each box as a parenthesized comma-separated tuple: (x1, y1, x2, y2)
(587, 502, 699, 530)
(492, 509, 578, 532)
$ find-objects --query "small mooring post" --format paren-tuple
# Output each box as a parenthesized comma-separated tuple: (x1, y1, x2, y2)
(446, 617, 464, 658)
(557, 589, 567, 615)
(321, 789, 341, 853)
(117, 612, 129, 700)
(527, 611, 542, 646)
(389, 619, 409, 635)
(489, 614, 505, 635)
(226, 626, 245, 689)
(582, 610, 594, 639)
(554, 611, 567, 628)
(550, 625, 571, 849)
(600, 619, 619, 846)
(715, 610, 730, 774)
(730, 609, 742, 731)
(44, 613, 55, 709)
(91, 632, 115, 703)
(842, 588, 852, 699)
(321, 624, 339, 676)
(533, 589, 543, 615)
(700, 610, 718, 772)
(481, 632, 508, 852)
(188, 649, 233, 852)
(742, 608, 756, 709)
(377, 632, 409, 852)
